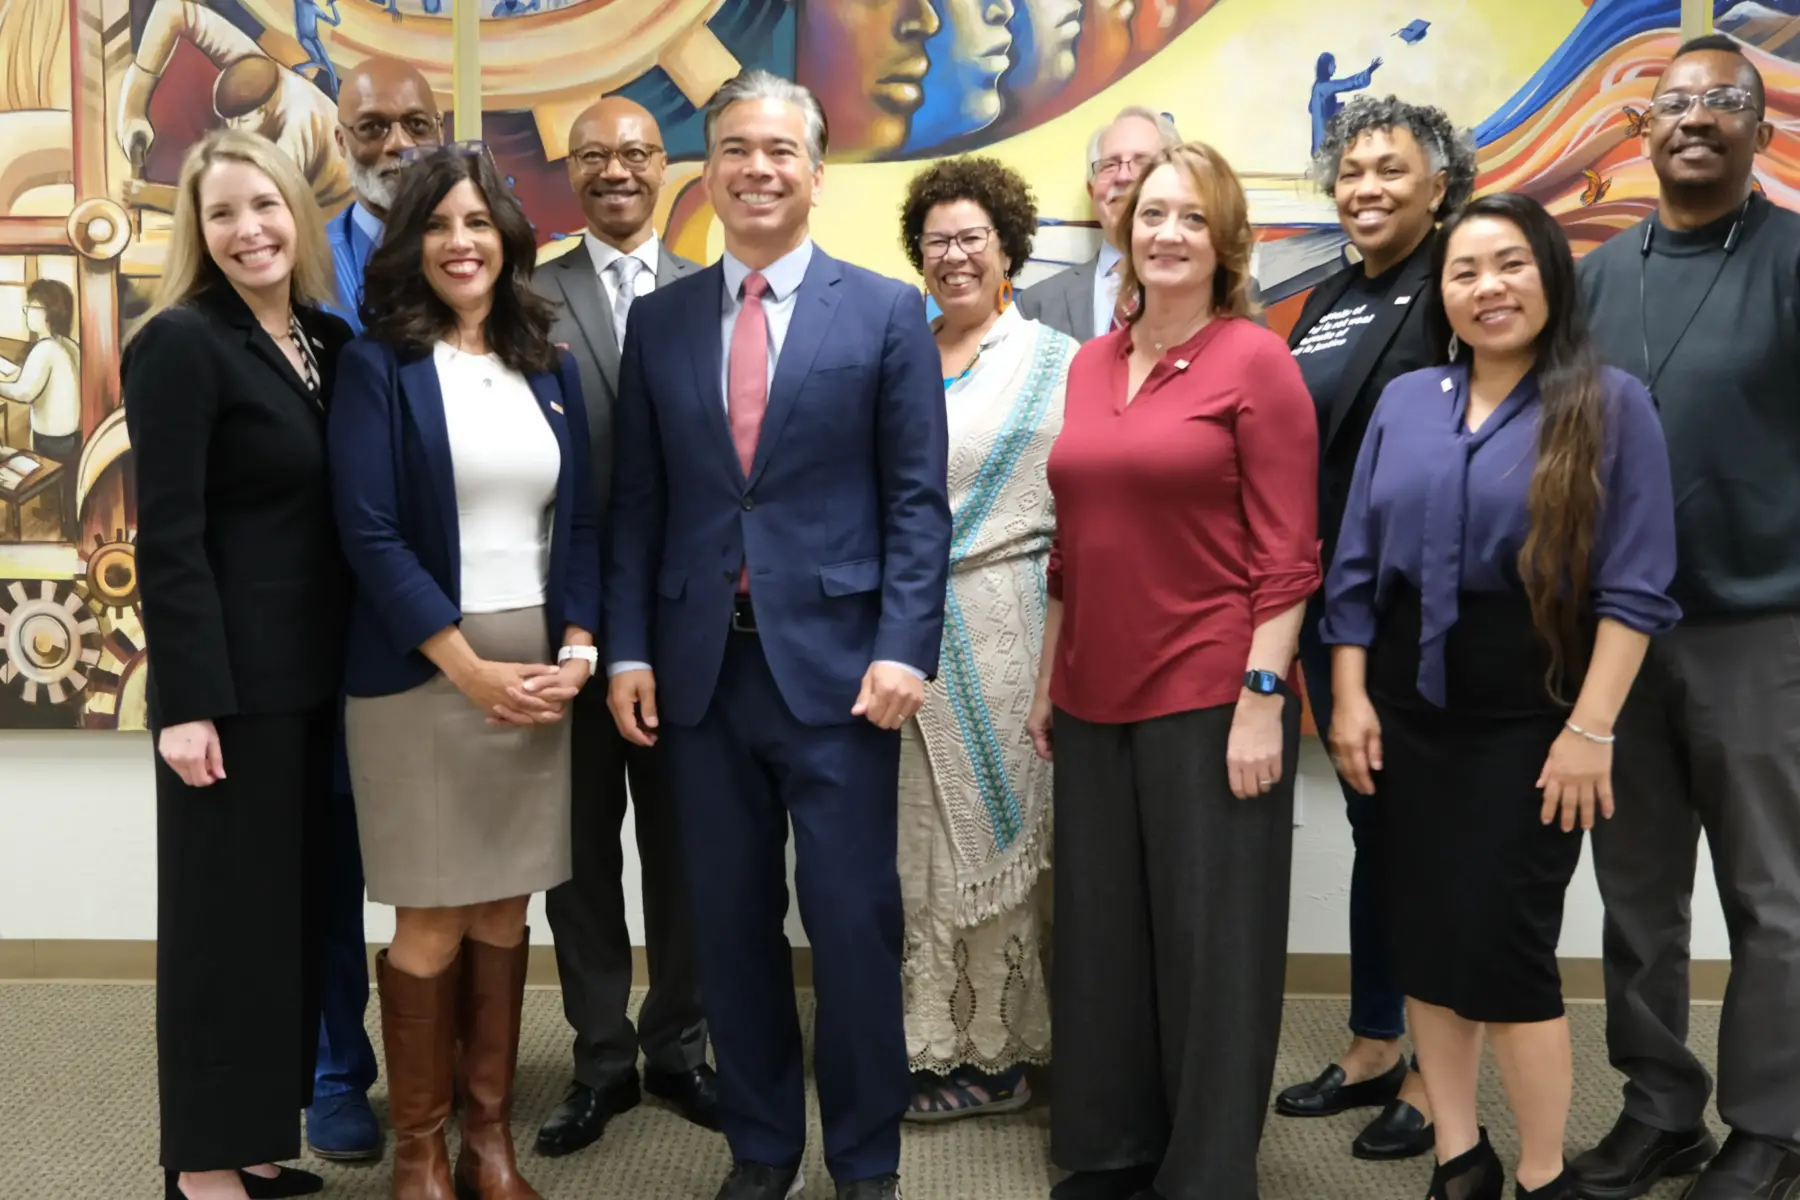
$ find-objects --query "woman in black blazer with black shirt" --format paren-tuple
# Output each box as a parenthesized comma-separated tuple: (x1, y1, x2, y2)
(1273, 95, 1476, 1164)
(123, 128, 351, 1200)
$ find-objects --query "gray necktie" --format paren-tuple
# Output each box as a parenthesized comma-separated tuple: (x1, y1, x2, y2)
(607, 256, 642, 345)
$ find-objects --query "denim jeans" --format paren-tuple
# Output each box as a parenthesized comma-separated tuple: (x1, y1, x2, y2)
(1298, 598, 1407, 1042)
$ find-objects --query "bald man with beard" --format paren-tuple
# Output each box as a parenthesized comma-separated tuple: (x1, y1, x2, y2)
(530, 96, 717, 1160)
(324, 57, 443, 334)
(303, 56, 443, 1164)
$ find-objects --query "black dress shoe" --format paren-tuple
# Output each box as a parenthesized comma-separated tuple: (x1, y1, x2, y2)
(837, 1173, 903, 1199)
(1569, 1112, 1718, 1200)
(715, 1162, 804, 1200)
(164, 1167, 324, 1199)
(1353, 1099, 1435, 1161)
(533, 1075, 643, 1157)
(1681, 1131, 1800, 1199)
(646, 1063, 721, 1131)
(1275, 1057, 1406, 1118)
(1429, 1129, 1505, 1200)
(1050, 1165, 1159, 1199)
(1516, 1168, 1575, 1198)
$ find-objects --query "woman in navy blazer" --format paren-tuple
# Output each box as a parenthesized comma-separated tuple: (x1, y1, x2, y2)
(328, 145, 596, 1200)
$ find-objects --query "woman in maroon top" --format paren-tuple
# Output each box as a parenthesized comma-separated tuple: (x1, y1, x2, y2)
(1030, 142, 1320, 1200)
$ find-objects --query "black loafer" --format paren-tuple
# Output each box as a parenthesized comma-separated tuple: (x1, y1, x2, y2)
(165, 1168, 324, 1199)
(533, 1075, 643, 1157)
(1275, 1057, 1406, 1118)
(1680, 1131, 1800, 1200)
(1569, 1112, 1717, 1200)
(646, 1063, 721, 1131)
(1352, 1098, 1435, 1161)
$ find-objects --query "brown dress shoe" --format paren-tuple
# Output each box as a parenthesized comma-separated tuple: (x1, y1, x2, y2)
(377, 949, 460, 1200)
(453, 934, 540, 1200)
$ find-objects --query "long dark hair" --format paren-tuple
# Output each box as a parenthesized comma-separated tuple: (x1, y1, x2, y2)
(1428, 192, 1606, 699)
(361, 145, 558, 375)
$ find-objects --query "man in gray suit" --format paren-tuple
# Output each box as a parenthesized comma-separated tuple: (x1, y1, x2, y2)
(533, 95, 717, 1159)
(1019, 106, 1260, 339)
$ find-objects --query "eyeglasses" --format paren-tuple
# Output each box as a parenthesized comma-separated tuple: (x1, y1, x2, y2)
(1091, 152, 1156, 179)
(341, 113, 442, 145)
(920, 226, 994, 259)
(570, 143, 665, 173)
(1649, 85, 1759, 120)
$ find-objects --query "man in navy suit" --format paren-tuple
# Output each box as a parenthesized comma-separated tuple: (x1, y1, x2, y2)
(605, 69, 950, 1200)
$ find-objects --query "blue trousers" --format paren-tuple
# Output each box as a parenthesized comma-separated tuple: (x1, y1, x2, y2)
(662, 633, 909, 1184)
(312, 781, 377, 1101)
(1298, 598, 1407, 1043)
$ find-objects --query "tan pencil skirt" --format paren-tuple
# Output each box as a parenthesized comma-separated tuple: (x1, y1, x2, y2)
(346, 606, 573, 908)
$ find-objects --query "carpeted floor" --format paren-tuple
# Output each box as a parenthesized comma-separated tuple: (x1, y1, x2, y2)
(0, 984, 1721, 1199)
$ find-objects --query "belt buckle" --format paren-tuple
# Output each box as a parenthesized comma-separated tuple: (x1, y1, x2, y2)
(730, 597, 757, 633)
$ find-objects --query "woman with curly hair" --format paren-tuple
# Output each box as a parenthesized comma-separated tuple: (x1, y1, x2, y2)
(893, 155, 1075, 1122)
(329, 144, 599, 1199)
(1276, 94, 1478, 1164)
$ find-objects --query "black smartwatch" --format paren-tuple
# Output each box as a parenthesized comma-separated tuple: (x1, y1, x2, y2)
(1243, 669, 1282, 696)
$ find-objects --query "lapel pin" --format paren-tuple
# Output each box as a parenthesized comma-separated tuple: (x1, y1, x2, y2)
(1175, 358, 1190, 370)
(1394, 295, 1412, 305)
(1441, 377, 1454, 392)
(550, 401, 564, 414)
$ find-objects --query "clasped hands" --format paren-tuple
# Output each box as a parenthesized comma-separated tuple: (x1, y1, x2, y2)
(606, 661, 925, 747)
(455, 657, 592, 728)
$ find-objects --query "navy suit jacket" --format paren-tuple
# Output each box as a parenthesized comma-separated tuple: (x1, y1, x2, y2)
(329, 337, 601, 698)
(606, 246, 952, 728)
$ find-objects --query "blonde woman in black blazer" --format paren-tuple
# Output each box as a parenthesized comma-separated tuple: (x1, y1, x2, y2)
(123, 128, 351, 1200)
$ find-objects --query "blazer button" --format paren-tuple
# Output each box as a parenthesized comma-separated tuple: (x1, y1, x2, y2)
(722, 569, 735, 582)
(742, 496, 755, 510)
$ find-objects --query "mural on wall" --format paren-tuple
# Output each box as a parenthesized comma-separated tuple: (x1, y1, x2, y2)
(0, 0, 1796, 729)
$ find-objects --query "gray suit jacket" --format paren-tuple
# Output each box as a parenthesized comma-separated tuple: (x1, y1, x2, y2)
(1016, 252, 1267, 343)
(535, 239, 702, 521)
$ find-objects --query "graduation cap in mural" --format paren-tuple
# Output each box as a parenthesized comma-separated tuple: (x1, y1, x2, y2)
(1394, 19, 1430, 44)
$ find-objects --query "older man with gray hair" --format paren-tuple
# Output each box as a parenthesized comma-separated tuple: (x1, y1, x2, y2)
(1018, 106, 1181, 342)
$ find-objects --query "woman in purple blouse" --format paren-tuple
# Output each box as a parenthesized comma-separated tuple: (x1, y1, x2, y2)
(1321, 192, 1680, 1200)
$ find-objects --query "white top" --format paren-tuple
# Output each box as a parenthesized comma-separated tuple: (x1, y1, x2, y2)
(0, 336, 81, 438)
(434, 342, 561, 614)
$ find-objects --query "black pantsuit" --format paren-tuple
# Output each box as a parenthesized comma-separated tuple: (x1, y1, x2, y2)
(156, 707, 332, 1168)
(545, 688, 706, 1089)
(1051, 700, 1300, 1200)
(124, 285, 354, 1171)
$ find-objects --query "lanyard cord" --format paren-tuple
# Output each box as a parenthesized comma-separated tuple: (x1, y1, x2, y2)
(1637, 197, 1747, 395)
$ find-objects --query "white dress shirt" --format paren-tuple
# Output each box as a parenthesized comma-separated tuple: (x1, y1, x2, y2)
(585, 231, 660, 344)
(1092, 239, 1124, 340)
(0, 335, 80, 439)
(434, 342, 560, 613)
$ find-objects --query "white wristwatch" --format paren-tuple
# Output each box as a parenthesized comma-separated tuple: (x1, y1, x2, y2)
(557, 645, 599, 671)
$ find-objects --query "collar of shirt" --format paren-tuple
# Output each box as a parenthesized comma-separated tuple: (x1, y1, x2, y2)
(584, 231, 660, 280)
(350, 201, 383, 249)
(1097, 240, 1124, 280)
(723, 239, 814, 302)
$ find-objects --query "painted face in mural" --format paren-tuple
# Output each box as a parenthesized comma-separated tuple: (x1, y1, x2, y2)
(421, 180, 504, 315)
(921, 198, 1012, 322)
(1440, 215, 1548, 362)
(24, 302, 47, 339)
(198, 160, 299, 301)
(1130, 161, 1216, 298)
(799, 0, 941, 156)
(1646, 50, 1773, 201)
(943, 0, 1017, 123)
(568, 98, 667, 246)
(1019, 0, 1085, 87)
(336, 59, 443, 216)
(1334, 126, 1446, 275)
(705, 97, 823, 261)
(1090, 114, 1166, 246)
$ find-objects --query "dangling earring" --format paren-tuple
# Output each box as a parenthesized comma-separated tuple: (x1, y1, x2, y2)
(996, 279, 1014, 314)
(1447, 333, 1460, 360)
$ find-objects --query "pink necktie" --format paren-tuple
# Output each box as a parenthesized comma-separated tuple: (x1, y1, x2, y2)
(729, 272, 770, 592)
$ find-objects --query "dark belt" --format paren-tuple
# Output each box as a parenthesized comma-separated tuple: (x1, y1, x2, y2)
(730, 595, 758, 633)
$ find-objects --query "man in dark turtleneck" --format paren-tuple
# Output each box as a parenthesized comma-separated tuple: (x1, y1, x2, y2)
(1575, 33, 1800, 1200)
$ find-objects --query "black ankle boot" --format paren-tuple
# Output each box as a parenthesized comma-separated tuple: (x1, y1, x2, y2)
(1427, 1129, 1504, 1200)
(1515, 1169, 1574, 1199)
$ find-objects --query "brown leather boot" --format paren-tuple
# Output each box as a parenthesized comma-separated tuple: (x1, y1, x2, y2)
(452, 934, 540, 1200)
(377, 949, 459, 1200)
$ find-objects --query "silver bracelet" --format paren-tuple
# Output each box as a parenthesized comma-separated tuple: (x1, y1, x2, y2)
(1565, 720, 1615, 745)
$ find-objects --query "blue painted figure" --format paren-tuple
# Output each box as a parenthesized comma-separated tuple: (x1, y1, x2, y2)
(492, 0, 540, 14)
(1310, 51, 1382, 154)
(292, 0, 342, 97)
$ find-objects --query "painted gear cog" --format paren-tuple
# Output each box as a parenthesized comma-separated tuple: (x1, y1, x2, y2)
(75, 530, 141, 618)
(0, 580, 104, 705)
